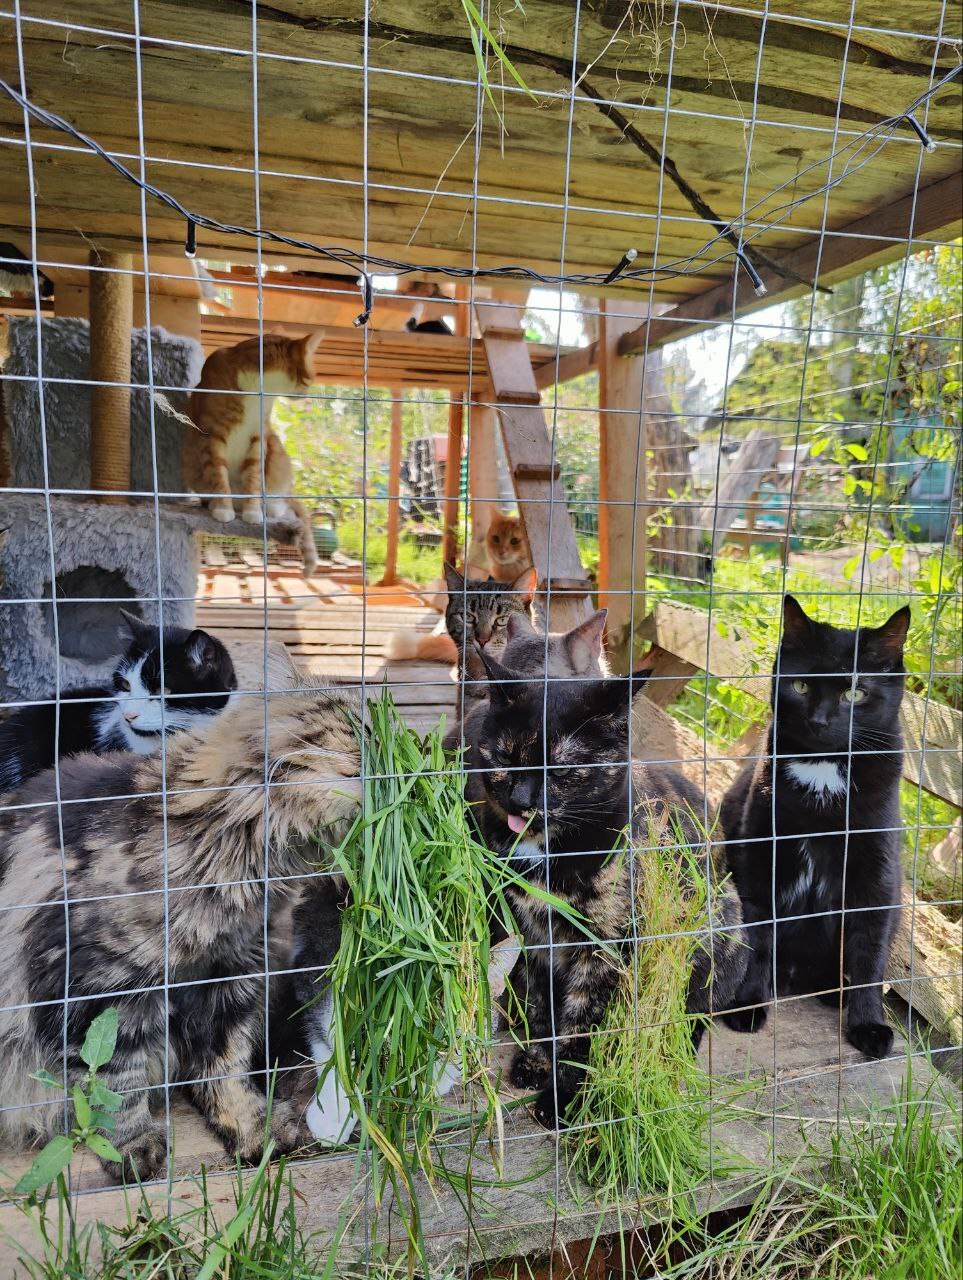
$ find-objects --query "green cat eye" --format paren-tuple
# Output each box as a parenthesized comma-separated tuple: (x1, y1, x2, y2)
(841, 687, 866, 703)
(791, 679, 809, 694)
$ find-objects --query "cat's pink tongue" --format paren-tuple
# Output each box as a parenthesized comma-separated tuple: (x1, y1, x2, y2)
(506, 813, 527, 834)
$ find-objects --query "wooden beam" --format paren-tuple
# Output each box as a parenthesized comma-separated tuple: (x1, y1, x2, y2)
(467, 400, 499, 575)
(88, 249, 133, 502)
(533, 341, 598, 389)
(378, 393, 404, 587)
(618, 173, 963, 356)
(597, 300, 650, 674)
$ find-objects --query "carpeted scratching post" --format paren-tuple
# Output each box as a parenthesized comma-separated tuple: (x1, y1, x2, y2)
(0, 316, 205, 703)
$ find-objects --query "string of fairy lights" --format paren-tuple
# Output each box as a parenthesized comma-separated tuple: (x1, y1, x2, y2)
(0, 61, 959, 324)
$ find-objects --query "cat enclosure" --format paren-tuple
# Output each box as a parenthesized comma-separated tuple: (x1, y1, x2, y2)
(0, 2, 961, 1275)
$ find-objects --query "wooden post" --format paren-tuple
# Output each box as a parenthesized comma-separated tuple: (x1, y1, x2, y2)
(441, 285, 469, 568)
(88, 250, 133, 503)
(467, 400, 499, 574)
(379, 392, 404, 586)
(598, 300, 650, 674)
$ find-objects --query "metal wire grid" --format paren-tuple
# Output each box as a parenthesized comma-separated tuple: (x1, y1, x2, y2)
(0, 0, 960, 1271)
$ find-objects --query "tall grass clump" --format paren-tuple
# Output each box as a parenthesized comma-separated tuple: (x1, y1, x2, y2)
(324, 692, 584, 1253)
(565, 812, 715, 1202)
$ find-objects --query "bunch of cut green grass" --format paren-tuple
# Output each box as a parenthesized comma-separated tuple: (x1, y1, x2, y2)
(324, 691, 582, 1251)
(565, 812, 714, 1202)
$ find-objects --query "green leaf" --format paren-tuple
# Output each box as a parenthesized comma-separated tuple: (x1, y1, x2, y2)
(845, 442, 869, 461)
(80, 1007, 118, 1070)
(89, 1079, 123, 1112)
(842, 475, 857, 496)
(843, 555, 861, 581)
(72, 1084, 91, 1130)
(13, 1135, 75, 1194)
(31, 1070, 62, 1091)
(809, 436, 829, 458)
(88, 1110, 117, 1133)
(84, 1133, 124, 1164)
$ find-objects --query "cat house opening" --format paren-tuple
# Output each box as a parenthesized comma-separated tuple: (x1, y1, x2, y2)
(41, 565, 141, 664)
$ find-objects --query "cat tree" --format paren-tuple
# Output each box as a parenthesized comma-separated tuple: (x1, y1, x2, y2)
(0, 255, 304, 702)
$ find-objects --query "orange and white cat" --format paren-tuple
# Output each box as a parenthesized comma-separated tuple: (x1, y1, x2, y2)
(485, 511, 532, 583)
(183, 332, 322, 573)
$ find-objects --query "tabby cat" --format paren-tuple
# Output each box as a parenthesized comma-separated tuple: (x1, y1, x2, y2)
(0, 679, 365, 1179)
(485, 511, 532, 583)
(183, 332, 321, 573)
(720, 595, 909, 1059)
(0, 611, 236, 792)
(465, 651, 747, 1128)
(385, 562, 536, 665)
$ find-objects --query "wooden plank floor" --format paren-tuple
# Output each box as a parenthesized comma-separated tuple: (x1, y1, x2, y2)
(196, 567, 459, 737)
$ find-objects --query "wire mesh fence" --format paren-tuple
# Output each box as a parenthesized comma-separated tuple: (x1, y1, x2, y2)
(0, 1, 960, 1275)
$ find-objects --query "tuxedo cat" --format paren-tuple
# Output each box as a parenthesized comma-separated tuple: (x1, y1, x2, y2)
(720, 595, 910, 1059)
(465, 651, 746, 1128)
(0, 611, 236, 792)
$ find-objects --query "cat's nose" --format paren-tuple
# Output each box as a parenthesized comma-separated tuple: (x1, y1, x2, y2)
(123, 710, 139, 722)
(476, 627, 492, 646)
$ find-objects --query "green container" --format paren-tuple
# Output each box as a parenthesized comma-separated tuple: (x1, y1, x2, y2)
(312, 508, 338, 558)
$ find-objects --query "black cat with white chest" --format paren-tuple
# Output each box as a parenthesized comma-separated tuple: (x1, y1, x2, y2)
(0, 610, 236, 791)
(720, 595, 910, 1059)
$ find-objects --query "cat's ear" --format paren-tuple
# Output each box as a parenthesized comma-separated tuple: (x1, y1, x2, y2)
(186, 629, 220, 673)
(565, 609, 607, 675)
(863, 605, 911, 666)
(510, 565, 537, 605)
(117, 608, 148, 643)
(473, 643, 523, 705)
(781, 595, 814, 647)
(301, 329, 324, 361)
(591, 674, 634, 722)
(443, 561, 464, 594)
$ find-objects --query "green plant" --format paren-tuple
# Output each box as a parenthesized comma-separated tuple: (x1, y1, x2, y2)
(13, 1007, 124, 1198)
(323, 692, 589, 1263)
(564, 817, 719, 1202)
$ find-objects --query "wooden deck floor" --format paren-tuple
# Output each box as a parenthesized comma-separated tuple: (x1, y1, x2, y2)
(196, 565, 459, 737)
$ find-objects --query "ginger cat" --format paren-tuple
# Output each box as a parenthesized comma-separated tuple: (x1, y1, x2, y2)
(184, 332, 322, 573)
(485, 511, 532, 583)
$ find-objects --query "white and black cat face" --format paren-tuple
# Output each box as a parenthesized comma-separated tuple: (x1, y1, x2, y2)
(103, 611, 237, 750)
(774, 594, 910, 757)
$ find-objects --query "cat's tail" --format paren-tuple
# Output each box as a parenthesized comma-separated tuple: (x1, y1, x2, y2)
(384, 627, 457, 664)
(286, 498, 319, 577)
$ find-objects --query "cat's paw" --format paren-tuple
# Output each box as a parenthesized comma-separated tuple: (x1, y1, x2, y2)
(240, 503, 264, 525)
(816, 987, 848, 1009)
(530, 1083, 577, 1132)
(104, 1124, 169, 1182)
(266, 500, 291, 520)
(846, 1021, 893, 1059)
(210, 500, 235, 523)
(509, 1047, 551, 1090)
(722, 1003, 769, 1034)
(305, 1074, 356, 1147)
(268, 1100, 311, 1154)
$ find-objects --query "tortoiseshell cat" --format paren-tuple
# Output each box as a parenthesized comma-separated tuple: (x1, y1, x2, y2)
(465, 651, 747, 1128)
(720, 595, 909, 1058)
(0, 678, 365, 1179)
(183, 332, 322, 573)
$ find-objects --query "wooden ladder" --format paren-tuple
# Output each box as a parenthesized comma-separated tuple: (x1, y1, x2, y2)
(475, 300, 593, 631)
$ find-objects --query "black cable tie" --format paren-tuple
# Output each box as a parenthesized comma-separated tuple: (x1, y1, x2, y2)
(736, 249, 768, 298)
(602, 247, 638, 284)
(353, 272, 373, 327)
(905, 114, 936, 153)
(184, 218, 197, 258)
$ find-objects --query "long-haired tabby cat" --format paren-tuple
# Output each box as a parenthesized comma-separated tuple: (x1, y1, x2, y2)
(385, 561, 537, 665)
(0, 611, 236, 792)
(465, 650, 747, 1128)
(720, 595, 909, 1059)
(485, 511, 532, 583)
(183, 332, 322, 573)
(0, 679, 365, 1179)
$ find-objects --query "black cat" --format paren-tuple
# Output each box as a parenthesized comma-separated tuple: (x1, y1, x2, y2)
(720, 595, 910, 1059)
(0, 610, 236, 792)
(465, 649, 747, 1129)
